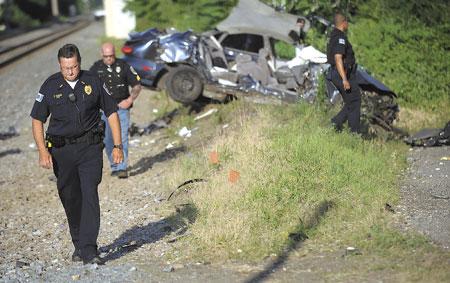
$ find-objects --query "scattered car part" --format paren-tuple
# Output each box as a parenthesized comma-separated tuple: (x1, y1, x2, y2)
(0, 126, 19, 140)
(167, 179, 207, 201)
(405, 121, 450, 147)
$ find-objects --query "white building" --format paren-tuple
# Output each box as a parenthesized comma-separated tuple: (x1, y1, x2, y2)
(104, 0, 135, 39)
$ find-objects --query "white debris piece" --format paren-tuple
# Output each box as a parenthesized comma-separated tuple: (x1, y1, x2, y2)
(287, 46, 327, 68)
(166, 143, 175, 149)
(194, 108, 218, 121)
(218, 78, 237, 86)
(129, 139, 141, 147)
(178, 127, 192, 138)
(153, 108, 159, 113)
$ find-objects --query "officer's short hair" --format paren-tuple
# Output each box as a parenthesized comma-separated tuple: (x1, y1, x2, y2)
(297, 18, 305, 24)
(58, 44, 81, 63)
(334, 12, 347, 25)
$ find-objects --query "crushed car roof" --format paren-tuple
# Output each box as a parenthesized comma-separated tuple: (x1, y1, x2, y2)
(216, 0, 309, 44)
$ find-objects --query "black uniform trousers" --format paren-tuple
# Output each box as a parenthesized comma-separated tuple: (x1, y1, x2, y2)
(330, 67, 361, 133)
(51, 142, 103, 260)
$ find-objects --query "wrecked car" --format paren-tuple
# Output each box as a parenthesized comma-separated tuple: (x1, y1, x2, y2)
(122, 0, 400, 137)
(121, 28, 167, 88)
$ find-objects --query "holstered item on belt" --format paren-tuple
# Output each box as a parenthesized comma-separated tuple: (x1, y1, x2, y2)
(92, 119, 105, 140)
(46, 134, 65, 148)
(46, 121, 105, 148)
(346, 63, 357, 78)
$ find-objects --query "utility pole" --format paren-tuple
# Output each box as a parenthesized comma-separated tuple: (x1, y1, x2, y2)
(51, 0, 59, 17)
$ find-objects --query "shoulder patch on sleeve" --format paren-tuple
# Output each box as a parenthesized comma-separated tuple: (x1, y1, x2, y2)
(339, 38, 346, 45)
(35, 92, 44, 102)
(103, 83, 111, 95)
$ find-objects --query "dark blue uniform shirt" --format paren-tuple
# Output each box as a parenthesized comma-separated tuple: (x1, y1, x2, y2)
(327, 28, 356, 68)
(30, 70, 118, 138)
(89, 58, 140, 104)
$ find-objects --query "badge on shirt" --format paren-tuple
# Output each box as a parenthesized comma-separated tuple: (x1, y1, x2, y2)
(116, 66, 121, 73)
(107, 67, 113, 72)
(339, 38, 346, 45)
(84, 85, 92, 95)
(53, 93, 63, 99)
(35, 92, 44, 102)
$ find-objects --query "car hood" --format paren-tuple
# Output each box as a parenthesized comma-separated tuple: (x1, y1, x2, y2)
(216, 0, 309, 44)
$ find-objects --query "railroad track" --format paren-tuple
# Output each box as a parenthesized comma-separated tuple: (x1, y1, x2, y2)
(0, 19, 91, 68)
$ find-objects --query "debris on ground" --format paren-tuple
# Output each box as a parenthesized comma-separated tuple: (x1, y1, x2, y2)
(0, 126, 19, 140)
(129, 109, 178, 137)
(209, 151, 219, 165)
(194, 109, 218, 121)
(405, 121, 450, 147)
(228, 170, 240, 183)
(178, 127, 193, 138)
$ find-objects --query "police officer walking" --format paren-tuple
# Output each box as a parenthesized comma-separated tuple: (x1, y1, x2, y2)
(327, 12, 361, 133)
(31, 44, 123, 265)
(90, 42, 141, 179)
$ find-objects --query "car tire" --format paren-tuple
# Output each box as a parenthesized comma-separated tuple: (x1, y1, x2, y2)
(166, 66, 203, 103)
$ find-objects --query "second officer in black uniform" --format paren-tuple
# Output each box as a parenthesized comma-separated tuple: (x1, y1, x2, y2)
(327, 12, 361, 133)
(90, 42, 141, 178)
(31, 44, 123, 265)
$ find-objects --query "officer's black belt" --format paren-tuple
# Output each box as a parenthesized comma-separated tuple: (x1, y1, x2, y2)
(47, 130, 102, 148)
(65, 131, 94, 144)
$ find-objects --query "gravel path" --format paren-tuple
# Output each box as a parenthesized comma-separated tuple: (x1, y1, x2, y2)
(397, 146, 450, 249)
(0, 21, 101, 133)
(0, 21, 448, 282)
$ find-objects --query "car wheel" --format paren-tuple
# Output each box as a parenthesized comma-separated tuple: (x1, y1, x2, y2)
(166, 66, 203, 103)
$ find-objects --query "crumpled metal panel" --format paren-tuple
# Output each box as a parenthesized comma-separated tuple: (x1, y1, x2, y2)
(238, 75, 299, 103)
(217, 0, 309, 44)
(159, 31, 196, 63)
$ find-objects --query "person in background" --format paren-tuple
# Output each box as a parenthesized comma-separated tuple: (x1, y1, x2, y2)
(90, 42, 142, 178)
(296, 17, 306, 45)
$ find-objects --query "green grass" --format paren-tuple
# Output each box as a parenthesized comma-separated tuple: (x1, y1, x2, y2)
(162, 100, 450, 280)
(167, 101, 405, 259)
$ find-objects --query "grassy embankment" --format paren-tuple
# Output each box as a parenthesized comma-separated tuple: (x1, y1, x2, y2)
(160, 99, 449, 281)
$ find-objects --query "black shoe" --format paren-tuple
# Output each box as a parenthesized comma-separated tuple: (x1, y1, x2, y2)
(82, 255, 105, 265)
(117, 170, 128, 179)
(72, 249, 82, 262)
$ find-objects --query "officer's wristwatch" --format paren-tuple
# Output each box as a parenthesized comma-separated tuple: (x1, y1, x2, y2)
(113, 144, 123, 150)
